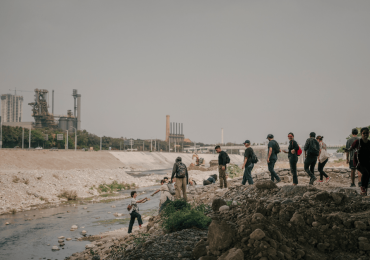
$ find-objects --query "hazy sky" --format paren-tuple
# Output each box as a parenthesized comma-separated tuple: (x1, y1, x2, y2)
(1, 1, 369, 145)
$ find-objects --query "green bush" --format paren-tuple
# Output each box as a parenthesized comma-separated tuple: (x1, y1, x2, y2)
(161, 200, 211, 232)
(227, 164, 243, 179)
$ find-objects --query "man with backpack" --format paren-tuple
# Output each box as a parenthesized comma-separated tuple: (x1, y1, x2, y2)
(170, 157, 189, 200)
(241, 140, 257, 185)
(267, 134, 282, 183)
(215, 145, 230, 189)
(303, 132, 319, 185)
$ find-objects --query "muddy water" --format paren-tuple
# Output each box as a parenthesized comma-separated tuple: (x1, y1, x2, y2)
(0, 185, 161, 260)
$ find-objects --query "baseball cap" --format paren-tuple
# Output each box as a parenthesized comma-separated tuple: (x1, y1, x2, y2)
(266, 134, 274, 139)
(243, 140, 250, 144)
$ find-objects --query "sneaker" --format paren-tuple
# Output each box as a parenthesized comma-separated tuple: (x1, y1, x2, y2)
(358, 182, 362, 187)
(360, 187, 367, 196)
(326, 177, 331, 183)
(317, 180, 323, 183)
(309, 176, 317, 185)
(350, 183, 356, 187)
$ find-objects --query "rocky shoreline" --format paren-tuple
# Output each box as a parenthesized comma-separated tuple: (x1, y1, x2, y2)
(65, 166, 369, 260)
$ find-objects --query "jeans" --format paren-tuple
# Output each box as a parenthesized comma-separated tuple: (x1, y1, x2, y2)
(242, 163, 254, 185)
(318, 159, 329, 180)
(358, 164, 370, 189)
(218, 165, 227, 188)
(128, 211, 143, 233)
(175, 177, 187, 201)
(268, 160, 281, 182)
(289, 156, 298, 184)
(304, 156, 317, 178)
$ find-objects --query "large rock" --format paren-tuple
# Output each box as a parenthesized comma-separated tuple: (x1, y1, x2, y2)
(219, 205, 230, 212)
(218, 248, 244, 260)
(250, 229, 265, 240)
(212, 198, 226, 212)
(255, 180, 277, 190)
(199, 257, 217, 260)
(208, 220, 236, 251)
(331, 192, 345, 204)
(192, 240, 207, 258)
(290, 213, 305, 226)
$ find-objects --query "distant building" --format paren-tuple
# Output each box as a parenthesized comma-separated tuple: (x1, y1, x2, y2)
(1, 94, 23, 123)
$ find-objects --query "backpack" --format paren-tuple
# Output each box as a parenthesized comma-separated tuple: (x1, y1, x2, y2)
(251, 150, 259, 164)
(308, 138, 320, 157)
(297, 145, 303, 156)
(167, 183, 176, 195)
(272, 140, 280, 154)
(225, 153, 231, 164)
(176, 162, 187, 178)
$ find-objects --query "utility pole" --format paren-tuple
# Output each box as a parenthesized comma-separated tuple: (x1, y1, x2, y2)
(143, 141, 144, 151)
(66, 130, 68, 150)
(169, 139, 170, 153)
(154, 139, 156, 152)
(100, 137, 102, 151)
(22, 128, 24, 149)
(74, 128, 77, 151)
(29, 128, 31, 149)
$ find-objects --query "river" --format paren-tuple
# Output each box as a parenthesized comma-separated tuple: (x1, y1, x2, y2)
(0, 169, 170, 260)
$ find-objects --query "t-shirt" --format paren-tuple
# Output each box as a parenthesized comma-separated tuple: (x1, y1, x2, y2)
(288, 140, 299, 158)
(346, 136, 359, 161)
(129, 198, 138, 213)
(244, 147, 253, 166)
(159, 185, 173, 207)
(268, 141, 278, 161)
(351, 139, 370, 167)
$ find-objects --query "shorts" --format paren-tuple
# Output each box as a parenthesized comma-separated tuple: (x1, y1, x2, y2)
(349, 160, 356, 170)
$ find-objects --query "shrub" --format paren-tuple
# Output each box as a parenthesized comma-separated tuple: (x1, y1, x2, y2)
(227, 164, 243, 179)
(161, 200, 211, 232)
(59, 190, 78, 200)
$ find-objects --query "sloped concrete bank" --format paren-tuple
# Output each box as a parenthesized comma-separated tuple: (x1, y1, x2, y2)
(66, 166, 367, 260)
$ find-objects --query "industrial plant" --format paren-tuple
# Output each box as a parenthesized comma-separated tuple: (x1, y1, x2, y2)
(28, 89, 82, 131)
(165, 115, 184, 143)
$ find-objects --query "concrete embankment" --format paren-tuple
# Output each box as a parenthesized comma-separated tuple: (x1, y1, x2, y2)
(0, 150, 244, 215)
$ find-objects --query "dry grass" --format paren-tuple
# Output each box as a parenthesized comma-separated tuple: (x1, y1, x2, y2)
(12, 176, 20, 183)
(59, 190, 78, 200)
(53, 174, 60, 180)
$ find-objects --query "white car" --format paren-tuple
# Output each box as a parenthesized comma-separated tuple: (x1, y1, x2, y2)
(35, 147, 43, 150)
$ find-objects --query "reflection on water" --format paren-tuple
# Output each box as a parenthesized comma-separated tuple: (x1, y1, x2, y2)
(0, 185, 160, 260)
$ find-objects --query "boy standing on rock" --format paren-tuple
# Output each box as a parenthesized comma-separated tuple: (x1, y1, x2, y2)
(171, 157, 189, 201)
(215, 145, 229, 189)
(303, 132, 319, 185)
(128, 191, 150, 234)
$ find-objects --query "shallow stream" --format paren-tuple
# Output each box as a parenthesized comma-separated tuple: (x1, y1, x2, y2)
(0, 183, 162, 260)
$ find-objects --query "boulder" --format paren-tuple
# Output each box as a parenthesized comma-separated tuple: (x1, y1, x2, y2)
(290, 213, 305, 226)
(71, 225, 78, 229)
(199, 257, 217, 260)
(218, 248, 244, 260)
(192, 240, 207, 258)
(255, 180, 277, 190)
(85, 244, 95, 249)
(250, 229, 265, 240)
(359, 242, 370, 251)
(219, 205, 230, 212)
(354, 221, 367, 230)
(211, 198, 226, 212)
(208, 220, 236, 251)
(331, 193, 345, 204)
(51, 246, 59, 251)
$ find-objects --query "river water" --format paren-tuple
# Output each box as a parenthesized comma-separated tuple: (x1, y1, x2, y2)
(0, 170, 171, 260)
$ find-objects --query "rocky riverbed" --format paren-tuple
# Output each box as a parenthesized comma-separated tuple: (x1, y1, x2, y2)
(66, 166, 369, 260)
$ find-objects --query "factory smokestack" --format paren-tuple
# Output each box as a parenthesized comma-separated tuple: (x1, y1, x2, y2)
(52, 90, 54, 115)
(166, 115, 170, 142)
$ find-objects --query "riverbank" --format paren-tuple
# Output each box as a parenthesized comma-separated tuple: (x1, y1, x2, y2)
(66, 166, 367, 260)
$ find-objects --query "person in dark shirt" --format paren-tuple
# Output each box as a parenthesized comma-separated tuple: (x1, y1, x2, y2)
(215, 145, 228, 189)
(348, 127, 370, 195)
(346, 128, 361, 187)
(303, 132, 319, 185)
(241, 140, 254, 185)
(282, 132, 299, 185)
(266, 134, 281, 183)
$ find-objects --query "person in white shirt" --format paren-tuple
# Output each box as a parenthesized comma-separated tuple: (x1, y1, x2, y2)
(152, 180, 174, 212)
(128, 191, 150, 234)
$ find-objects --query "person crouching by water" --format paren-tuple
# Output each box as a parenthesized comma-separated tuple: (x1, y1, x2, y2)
(128, 191, 150, 234)
(283, 133, 299, 185)
(347, 127, 370, 196)
(241, 140, 254, 185)
(151, 180, 174, 213)
(203, 174, 218, 186)
(171, 157, 189, 201)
